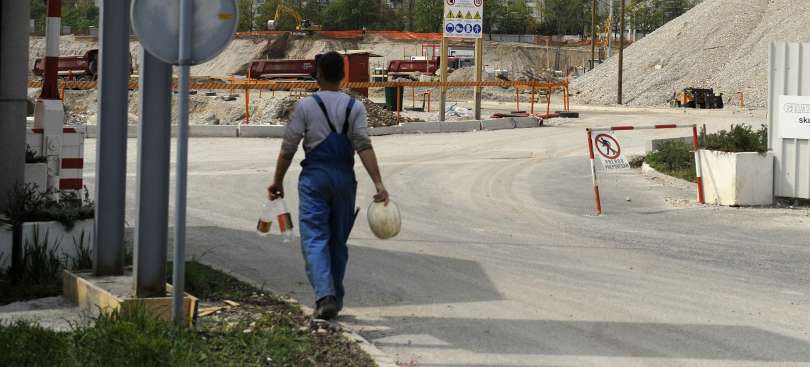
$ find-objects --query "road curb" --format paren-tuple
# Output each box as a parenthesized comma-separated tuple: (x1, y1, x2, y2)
(81, 117, 543, 139)
(196, 260, 399, 367)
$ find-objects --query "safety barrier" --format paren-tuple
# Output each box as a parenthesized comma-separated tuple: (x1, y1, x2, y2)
(30, 78, 571, 124)
(586, 124, 705, 215)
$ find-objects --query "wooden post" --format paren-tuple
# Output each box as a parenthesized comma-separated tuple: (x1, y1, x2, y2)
(245, 86, 250, 125)
(617, 0, 626, 104)
(530, 87, 535, 114)
(439, 37, 448, 122)
(474, 38, 483, 120)
(591, 0, 597, 70)
(546, 90, 551, 116)
(396, 84, 401, 124)
(515, 86, 520, 112)
(412, 87, 415, 108)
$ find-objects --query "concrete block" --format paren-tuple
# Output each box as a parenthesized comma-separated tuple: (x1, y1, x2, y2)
(482, 118, 517, 131)
(441, 120, 481, 133)
(700, 150, 774, 206)
(401, 122, 442, 134)
(238, 125, 286, 138)
(646, 136, 693, 152)
(514, 117, 541, 129)
(368, 126, 403, 136)
(189, 125, 238, 137)
(84, 125, 96, 138)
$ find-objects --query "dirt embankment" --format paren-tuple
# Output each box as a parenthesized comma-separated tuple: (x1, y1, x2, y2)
(571, 0, 810, 108)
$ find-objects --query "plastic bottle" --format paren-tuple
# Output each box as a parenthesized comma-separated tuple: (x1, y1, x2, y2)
(256, 198, 294, 242)
(274, 198, 295, 243)
(256, 200, 274, 236)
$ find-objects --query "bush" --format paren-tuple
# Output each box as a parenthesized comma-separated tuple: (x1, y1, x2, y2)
(645, 141, 696, 182)
(702, 124, 768, 153)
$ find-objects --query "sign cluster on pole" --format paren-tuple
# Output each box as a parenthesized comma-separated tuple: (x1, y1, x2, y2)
(443, 0, 483, 39)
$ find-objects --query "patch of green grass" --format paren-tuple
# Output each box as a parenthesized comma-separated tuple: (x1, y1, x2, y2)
(0, 261, 377, 367)
(171, 261, 256, 301)
(0, 321, 71, 367)
(645, 141, 697, 182)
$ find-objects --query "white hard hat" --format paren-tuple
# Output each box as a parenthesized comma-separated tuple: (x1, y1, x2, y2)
(367, 200, 401, 240)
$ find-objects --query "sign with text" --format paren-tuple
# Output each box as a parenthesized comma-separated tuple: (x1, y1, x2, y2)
(443, 0, 483, 39)
(779, 95, 810, 139)
(593, 133, 630, 171)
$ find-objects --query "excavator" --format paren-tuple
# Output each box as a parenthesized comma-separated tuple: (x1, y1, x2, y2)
(266, 2, 321, 34)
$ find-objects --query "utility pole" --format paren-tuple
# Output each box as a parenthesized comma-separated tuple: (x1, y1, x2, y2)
(0, 1, 31, 213)
(607, 0, 614, 58)
(590, 0, 596, 70)
(617, 0, 625, 105)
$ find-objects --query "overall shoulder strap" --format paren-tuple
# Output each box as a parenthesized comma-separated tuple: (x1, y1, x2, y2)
(311, 94, 337, 133)
(342, 98, 356, 135)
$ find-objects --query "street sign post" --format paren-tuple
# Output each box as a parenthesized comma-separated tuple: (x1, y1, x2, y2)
(131, 0, 237, 324)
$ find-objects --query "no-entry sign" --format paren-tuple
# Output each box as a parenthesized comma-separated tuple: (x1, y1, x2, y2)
(592, 133, 630, 170)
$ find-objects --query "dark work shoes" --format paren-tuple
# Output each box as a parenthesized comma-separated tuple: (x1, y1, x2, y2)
(314, 295, 339, 320)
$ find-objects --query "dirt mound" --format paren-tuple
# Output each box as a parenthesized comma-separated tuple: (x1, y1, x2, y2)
(571, 0, 810, 108)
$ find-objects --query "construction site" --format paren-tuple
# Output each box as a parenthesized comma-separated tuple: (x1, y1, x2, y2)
(4, 0, 810, 366)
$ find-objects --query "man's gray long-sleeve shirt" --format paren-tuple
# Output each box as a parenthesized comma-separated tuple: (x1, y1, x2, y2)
(280, 91, 372, 160)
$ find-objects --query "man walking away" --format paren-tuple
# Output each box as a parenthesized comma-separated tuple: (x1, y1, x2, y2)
(268, 52, 389, 320)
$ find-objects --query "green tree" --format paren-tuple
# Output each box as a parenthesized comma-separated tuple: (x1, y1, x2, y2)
(495, 0, 535, 34)
(482, 1, 505, 34)
(237, 0, 256, 32)
(540, 0, 593, 35)
(413, 0, 442, 33)
(320, 0, 382, 30)
(62, 0, 98, 34)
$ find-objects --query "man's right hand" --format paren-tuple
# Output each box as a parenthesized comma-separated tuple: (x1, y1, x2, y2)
(374, 182, 389, 206)
(268, 182, 284, 200)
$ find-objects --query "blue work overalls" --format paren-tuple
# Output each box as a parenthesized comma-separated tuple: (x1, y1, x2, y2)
(299, 94, 357, 309)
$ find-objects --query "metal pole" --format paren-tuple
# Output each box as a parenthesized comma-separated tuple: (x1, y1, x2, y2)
(94, 0, 131, 276)
(40, 0, 61, 100)
(474, 38, 483, 120)
(590, 0, 596, 70)
(439, 37, 448, 122)
(691, 125, 705, 204)
(587, 129, 602, 215)
(617, 0, 626, 105)
(0, 1, 31, 213)
(133, 51, 172, 298)
(608, 0, 614, 58)
(172, 0, 192, 324)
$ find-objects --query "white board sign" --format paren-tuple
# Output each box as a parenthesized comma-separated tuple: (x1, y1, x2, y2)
(443, 0, 483, 39)
(779, 95, 810, 139)
(593, 133, 630, 171)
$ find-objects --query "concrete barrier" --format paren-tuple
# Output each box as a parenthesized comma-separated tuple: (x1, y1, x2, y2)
(189, 125, 238, 137)
(238, 125, 286, 138)
(481, 118, 517, 130)
(441, 120, 481, 133)
(400, 122, 443, 134)
(83, 125, 139, 138)
(514, 117, 541, 129)
(368, 126, 403, 136)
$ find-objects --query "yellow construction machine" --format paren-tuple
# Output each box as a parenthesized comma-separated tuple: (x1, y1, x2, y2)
(266, 2, 321, 34)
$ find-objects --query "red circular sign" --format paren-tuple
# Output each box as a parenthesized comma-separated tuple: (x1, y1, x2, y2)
(446, 0, 455, 5)
(473, 0, 483, 6)
(595, 134, 621, 160)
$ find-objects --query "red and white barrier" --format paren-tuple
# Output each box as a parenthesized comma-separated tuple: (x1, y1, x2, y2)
(586, 124, 705, 215)
(26, 127, 85, 191)
(41, 0, 61, 100)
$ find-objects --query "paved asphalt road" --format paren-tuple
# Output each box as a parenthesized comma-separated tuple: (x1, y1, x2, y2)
(84, 107, 810, 366)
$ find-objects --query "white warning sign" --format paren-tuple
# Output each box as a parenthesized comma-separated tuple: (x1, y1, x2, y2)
(592, 133, 630, 170)
(443, 0, 483, 39)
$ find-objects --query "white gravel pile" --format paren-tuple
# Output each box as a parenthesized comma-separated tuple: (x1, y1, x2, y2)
(571, 0, 810, 108)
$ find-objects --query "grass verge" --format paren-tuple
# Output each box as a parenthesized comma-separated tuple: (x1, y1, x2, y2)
(0, 261, 377, 367)
(644, 141, 697, 182)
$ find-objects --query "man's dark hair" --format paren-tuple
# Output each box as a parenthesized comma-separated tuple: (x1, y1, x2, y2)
(316, 51, 345, 83)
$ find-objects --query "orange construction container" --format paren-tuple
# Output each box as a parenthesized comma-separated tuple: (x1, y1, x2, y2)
(340, 51, 381, 97)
